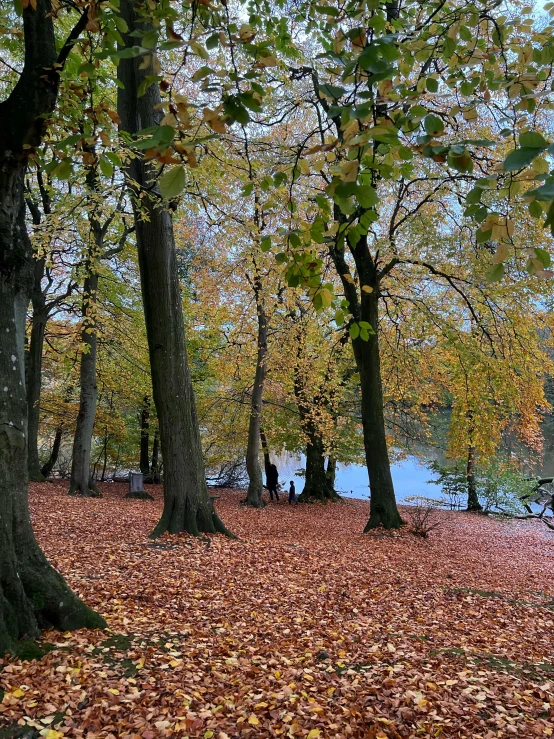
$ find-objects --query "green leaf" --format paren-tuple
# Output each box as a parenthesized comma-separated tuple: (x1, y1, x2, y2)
(137, 75, 159, 98)
(534, 247, 551, 268)
(426, 78, 439, 93)
(528, 200, 543, 218)
(356, 184, 379, 208)
(424, 114, 444, 135)
(275, 252, 287, 264)
(99, 157, 114, 178)
(476, 228, 492, 244)
(466, 188, 482, 205)
(158, 165, 186, 199)
(503, 147, 544, 171)
(319, 84, 347, 99)
(519, 131, 549, 148)
(241, 182, 254, 197)
(191, 66, 213, 82)
(55, 159, 73, 180)
(398, 146, 413, 161)
(460, 81, 474, 96)
(260, 235, 271, 252)
(141, 30, 158, 49)
(349, 323, 360, 340)
(526, 181, 554, 200)
(448, 151, 473, 173)
(485, 263, 505, 282)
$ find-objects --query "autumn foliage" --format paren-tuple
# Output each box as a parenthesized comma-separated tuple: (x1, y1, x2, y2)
(1, 484, 553, 739)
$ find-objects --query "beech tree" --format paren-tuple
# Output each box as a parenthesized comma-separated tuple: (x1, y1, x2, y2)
(117, 0, 232, 536)
(0, 0, 105, 655)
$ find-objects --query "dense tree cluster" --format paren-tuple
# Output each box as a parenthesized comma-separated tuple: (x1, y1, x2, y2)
(1, 0, 554, 651)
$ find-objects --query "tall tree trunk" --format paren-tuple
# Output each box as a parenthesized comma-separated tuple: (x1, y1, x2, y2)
(326, 455, 337, 489)
(41, 424, 63, 479)
(299, 432, 340, 502)
(140, 395, 150, 475)
(117, 2, 231, 536)
(151, 427, 160, 483)
(259, 425, 271, 477)
(244, 286, 268, 508)
(0, 0, 104, 655)
(69, 272, 101, 497)
(353, 286, 402, 530)
(330, 232, 402, 529)
(293, 342, 339, 503)
(466, 438, 482, 512)
(26, 259, 47, 482)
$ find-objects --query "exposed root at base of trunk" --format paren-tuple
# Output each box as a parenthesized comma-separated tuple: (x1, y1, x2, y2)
(241, 497, 267, 509)
(68, 479, 103, 498)
(298, 488, 342, 504)
(125, 490, 154, 500)
(149, 500, 236, 539)
(363, 505, 404, 532)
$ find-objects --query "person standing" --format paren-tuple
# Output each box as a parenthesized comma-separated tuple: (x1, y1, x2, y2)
(267, 463, 279, 501)
(288, 480, 297, 504)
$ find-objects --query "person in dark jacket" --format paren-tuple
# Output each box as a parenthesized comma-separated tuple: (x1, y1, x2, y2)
(266, 463, 279, 501)
(288, 480, 297, 504)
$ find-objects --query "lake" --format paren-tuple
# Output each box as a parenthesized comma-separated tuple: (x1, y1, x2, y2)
(276, 454, 437, 503)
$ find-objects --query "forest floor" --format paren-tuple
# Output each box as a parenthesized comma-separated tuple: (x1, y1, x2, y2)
(1, 484, 554, 739)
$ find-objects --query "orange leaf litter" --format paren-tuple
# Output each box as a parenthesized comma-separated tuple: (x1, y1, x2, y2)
(1, 483, 553, 738)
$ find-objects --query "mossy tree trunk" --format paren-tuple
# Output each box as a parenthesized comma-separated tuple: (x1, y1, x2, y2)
(117, 0, 231, 537)
(0, 0, 105, 655)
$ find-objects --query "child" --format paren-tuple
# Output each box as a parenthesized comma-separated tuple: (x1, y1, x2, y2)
(288, 480, 297, 504)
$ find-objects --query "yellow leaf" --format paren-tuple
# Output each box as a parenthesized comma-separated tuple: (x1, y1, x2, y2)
(12, 689, 25, 698)
(108, 688, 120, 695)
(307, 730, 321, 738)
(299, 159, 311, 175)
(257, 55, 279, 68)
(248, 714, 260, 725)
(44, 732, 64, 739)
(274, 670, 281, 678)
(340, 160, 358, 182)
(361, 285, 373, 293)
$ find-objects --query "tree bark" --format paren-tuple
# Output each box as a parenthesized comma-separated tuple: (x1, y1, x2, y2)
(329, 231, 402, 529)
(151, 427, 160, 483)
(299, 433, 340, 502)
(326, 455, 337, 489)
(466, 441, 482, 512)
(68, 272, 101, 497)
(259, 425, 271, 477)
(139, 395, 150, 475)
(244, 281, 268, 508)
(26, 261, 47, 481)
(117, 1, 231, 536)
(292, 338, 340, 503)
(354, 287, 402, 530)
(0, 0, 104, 653)
(41, 424, 63, 478)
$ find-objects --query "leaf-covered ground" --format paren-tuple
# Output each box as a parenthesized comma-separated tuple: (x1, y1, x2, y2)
(1, 483, 553, 739)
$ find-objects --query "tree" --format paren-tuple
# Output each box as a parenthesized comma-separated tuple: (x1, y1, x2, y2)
(117, 0, 231, 536)
(0, 0, 105, 655)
